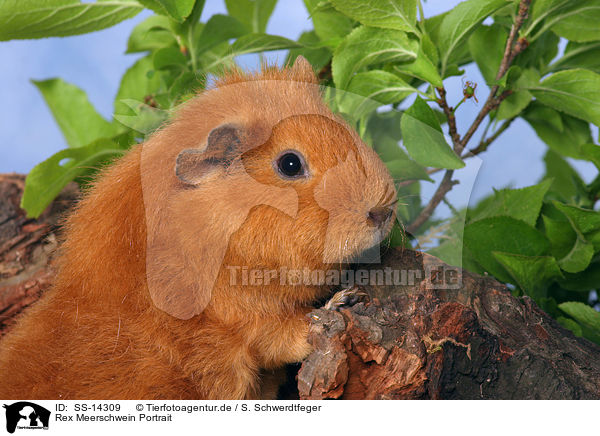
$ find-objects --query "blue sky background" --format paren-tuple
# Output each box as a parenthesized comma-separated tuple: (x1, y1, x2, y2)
(0, 0, 597, 218)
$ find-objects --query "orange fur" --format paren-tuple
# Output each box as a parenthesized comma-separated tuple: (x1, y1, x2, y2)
(0, 57, 396, 399)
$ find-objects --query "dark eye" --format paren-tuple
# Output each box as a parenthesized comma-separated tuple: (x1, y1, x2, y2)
(276, 151, 305, 179)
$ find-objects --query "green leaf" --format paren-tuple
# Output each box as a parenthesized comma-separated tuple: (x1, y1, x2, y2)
(286, 31, 332, 72)
(203, 34, 301, 73)
(541, 151, 588, 203)
(396, 180, 421, 223)
(523, 102, 593, 159)
(33, 79, 123, 149)
(469, 180, 552, 226)
(558, 237, 594, 273)
(423, 10, 447, 45)
(558, 262, 600, 291)
(343, 70, 416, 117)
(385, 159, 433, 183)
(428, 238, 463, 267)
(556, 316, 583, 337)
(366, 111, 405, 160)
(0, 0, 142, 41)
(330, 0, 418, 33)
(126, 15, 176, 53)
(393, 48, 443, 87)
(494, 65, 522, 88)
(496, 91, 532, 120)
(463, 216, 550, 283)
(588, 229, 600, 251)
(400, 97, 465, 170)
(304, 0, 353, 44)
(437, 0, 509, 75)
(225, 0, 277, 33)
(495, 69, 539, 120)
(493, 252, 563, 299)
(231, 34, 301, 54)
(387, 222, 409, 248)
(153, 46, 187, 70)
(167, 71, 197, 104)
(545, 200, 597, 274)
(523, 100, 563, 131)
(526, 0, 572, 38)
(549, 41, 600, 74)
(468, 23, 507, 84)
(332, 25, 418, 89)
(137, 0, 195, 22)
(115, 56, 166, 116)
(581, 143, 600, 171)
(558, 301, 600, 344)
(420, 33, 439, 65)
(553, 202, 600, 235)
(21, 139, 126, 218)
(195, 14, 248, 55)
(185, 0, 205, 25)
(514, 30, 559, 72)
(548, 0, 600, 42)
(543, 214, 577, 259)
(114, 99, 169, 134)
(528, 69, 600, 126)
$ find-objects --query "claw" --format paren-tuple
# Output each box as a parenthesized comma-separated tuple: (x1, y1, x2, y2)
(324, 286, 369, 311)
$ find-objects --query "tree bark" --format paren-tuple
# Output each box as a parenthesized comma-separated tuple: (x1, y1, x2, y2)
(1, 174, 599, 399)
(299, 249, 600, 399)
(0, 174, 78, 337)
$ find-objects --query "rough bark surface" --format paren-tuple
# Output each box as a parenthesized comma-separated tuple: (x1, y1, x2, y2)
(299, 250, 600, 399)
(1, 174, 599, 399)
(0, 174, 78, 337)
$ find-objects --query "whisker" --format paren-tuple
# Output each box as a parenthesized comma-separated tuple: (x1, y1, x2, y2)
(383, 198, 399, 208)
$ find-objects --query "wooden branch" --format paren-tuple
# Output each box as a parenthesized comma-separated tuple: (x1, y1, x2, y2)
(299, 248, 600, 399)
(0, 174, 79, 337)
(436, 87, 461, 152)
(497, 0, 532, 80)
(469, 116, 517, 156)
(458, 90, 512, 149)
(405, 171, 457, 235)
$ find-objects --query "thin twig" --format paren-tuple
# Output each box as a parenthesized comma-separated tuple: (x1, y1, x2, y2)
(468, 117, 517, 156)
(497, 0, 532, 80)
(459, 89, 512, 148)
(460, 0, 531, 149)
(395, 168, 446, 189)
(406, 171, 458, 234)
(478, 118, 493, 147)
(436, 87, 461, 150)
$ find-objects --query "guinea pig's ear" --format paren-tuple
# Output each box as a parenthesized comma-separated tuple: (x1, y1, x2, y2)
(291, 55, 317, 83)
(175, 124, 243, 185)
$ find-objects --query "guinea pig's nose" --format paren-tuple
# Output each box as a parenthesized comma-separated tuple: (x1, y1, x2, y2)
(367, 206, 393, 227)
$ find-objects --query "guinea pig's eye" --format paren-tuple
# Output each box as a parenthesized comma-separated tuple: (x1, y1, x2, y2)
(275, 151, 307, 179)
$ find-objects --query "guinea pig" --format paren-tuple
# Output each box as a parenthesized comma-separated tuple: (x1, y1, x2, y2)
(0, 56, 397, 399)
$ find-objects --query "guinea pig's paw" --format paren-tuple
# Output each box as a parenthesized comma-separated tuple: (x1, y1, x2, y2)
(323, 286, 369, 311)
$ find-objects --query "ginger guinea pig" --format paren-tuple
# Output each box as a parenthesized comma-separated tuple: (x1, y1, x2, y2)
(0, 56, 397, 399)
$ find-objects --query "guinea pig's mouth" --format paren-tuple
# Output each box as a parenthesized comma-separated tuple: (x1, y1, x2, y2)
(342, 222, 395, 265)
(346, 244, 383, 264)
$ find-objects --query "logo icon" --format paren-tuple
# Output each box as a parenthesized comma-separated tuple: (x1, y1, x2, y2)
(3, 402, 50, 434)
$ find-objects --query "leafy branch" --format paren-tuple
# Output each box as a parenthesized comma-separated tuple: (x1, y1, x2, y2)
(406, 0, 532, 235)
